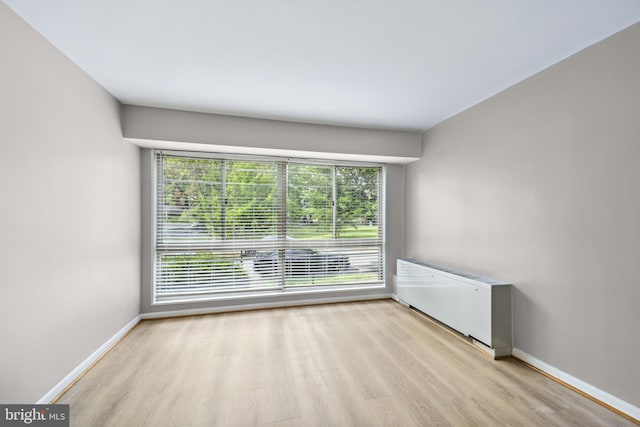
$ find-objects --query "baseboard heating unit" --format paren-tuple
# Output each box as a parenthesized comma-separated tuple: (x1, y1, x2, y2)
(397, 259, 512, 358)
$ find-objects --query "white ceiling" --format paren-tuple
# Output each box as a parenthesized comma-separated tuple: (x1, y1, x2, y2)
(4, 0, 640, 131)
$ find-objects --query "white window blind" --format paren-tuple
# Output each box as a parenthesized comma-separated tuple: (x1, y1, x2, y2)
(154, 151, 384, 302)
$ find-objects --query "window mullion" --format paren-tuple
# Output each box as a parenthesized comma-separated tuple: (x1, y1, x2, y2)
(278, 162, 287, 286)
(332, 165, 337, 240)
(220, 160, 227, 240)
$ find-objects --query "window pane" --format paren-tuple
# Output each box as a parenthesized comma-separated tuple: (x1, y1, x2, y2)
(336, 166, 380, 239)
(283, 246, 382, 287)
(158, 156, 222, 243)
(286, 164, 333, 239)
(156, 251, 282, 300)
(224, 160, 279, 240)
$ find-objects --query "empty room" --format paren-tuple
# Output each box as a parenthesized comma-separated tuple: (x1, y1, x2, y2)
(1, 0, 639, 426)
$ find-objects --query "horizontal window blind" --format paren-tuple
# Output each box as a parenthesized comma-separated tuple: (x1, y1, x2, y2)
(154, 151, 384, 302)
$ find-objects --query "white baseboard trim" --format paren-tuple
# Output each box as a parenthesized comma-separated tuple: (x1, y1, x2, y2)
(141, 293, 393, 319)
(37, 315, 141, 404)
(512, 348, 639, 421)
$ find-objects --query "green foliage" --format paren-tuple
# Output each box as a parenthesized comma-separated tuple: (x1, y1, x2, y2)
(225, 161, 278, 239)
(162, 157, 278, 239)
(287, 164, 333, 236)
(162, 156, 223, 235)
(161, 156, 380, 241)
(336, 166, 379, 237)
(286, 164, 380, 239)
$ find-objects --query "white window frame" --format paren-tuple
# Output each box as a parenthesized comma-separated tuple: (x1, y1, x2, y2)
(151, 149, 386, 304)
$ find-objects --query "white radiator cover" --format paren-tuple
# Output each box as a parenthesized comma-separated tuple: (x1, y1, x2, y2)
(397, 259, 512, 357)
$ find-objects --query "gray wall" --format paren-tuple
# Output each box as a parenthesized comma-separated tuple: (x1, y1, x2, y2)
(0, 3, 141, 403)
(405, 23, 640, 406)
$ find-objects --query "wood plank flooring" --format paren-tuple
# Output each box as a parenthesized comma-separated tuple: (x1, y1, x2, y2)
(58, 300, 636, 426)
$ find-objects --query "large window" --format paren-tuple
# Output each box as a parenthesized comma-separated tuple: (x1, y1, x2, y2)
(154, 151, 384, 302)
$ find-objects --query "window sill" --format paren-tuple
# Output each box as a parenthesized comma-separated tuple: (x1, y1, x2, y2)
(152, 282, 387, 306)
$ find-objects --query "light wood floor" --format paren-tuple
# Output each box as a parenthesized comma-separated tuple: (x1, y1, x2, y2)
(59, 300, 636, 426)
